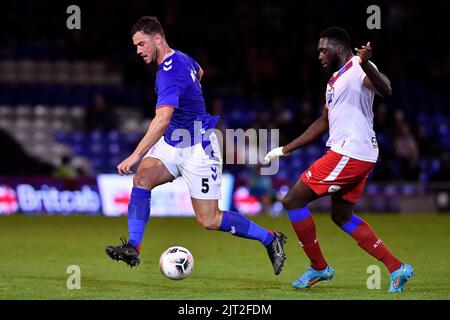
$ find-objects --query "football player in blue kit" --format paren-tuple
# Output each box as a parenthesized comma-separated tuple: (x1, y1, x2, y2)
(105, 16, 287, 275)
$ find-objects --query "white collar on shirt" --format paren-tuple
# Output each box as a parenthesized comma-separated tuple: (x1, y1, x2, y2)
(161, 49, 175, 62)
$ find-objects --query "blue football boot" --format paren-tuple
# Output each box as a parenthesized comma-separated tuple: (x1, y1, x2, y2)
(292, 265, 335, 289)
(388, 263, 414, 293)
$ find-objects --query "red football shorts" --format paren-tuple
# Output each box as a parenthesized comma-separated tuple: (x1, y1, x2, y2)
(300, 150, 375, 204)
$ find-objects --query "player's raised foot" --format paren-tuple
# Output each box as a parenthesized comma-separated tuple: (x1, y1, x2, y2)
(388, 263, 414, 293)
(105, 236, 140, 268)
(266, 231, 287, 275)
(292, 265, 334, 289)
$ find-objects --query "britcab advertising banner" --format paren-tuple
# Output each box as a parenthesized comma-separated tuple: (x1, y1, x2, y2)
(97, 173, 234, 217)
(0, 177, 101, 215)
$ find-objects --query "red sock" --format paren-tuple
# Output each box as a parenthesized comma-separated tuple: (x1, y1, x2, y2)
(350, 220, 402, 273)
(291, 215, 328, 271)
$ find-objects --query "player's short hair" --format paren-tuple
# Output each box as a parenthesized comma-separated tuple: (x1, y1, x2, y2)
(131, 16, 165, 38)
(319, 26, 351, 49)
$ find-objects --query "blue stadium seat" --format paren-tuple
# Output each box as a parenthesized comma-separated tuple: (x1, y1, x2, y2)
(54, 131, 70, 143)
(108, 143, 120, 155)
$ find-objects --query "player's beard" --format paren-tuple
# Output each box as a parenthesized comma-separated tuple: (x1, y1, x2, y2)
(326, 54, 341, 75)
(152, 47, 159, 63)
(145, 47, 159, 65)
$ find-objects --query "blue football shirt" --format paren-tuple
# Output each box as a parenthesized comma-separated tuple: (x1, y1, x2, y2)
(155, 49, 218, 147)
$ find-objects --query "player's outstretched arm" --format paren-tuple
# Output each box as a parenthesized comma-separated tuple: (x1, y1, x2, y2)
(282, 106, 329, 154)
(355, 42, 392, 97)
(117, 106, 174, 175)
(263, 106, 328, 164)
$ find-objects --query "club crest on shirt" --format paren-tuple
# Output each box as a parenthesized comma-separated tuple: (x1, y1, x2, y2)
(326, 87, 335, 106)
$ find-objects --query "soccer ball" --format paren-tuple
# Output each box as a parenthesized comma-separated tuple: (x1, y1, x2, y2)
(159, 246, 194, 280)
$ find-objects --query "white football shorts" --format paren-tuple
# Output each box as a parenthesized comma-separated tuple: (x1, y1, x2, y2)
(144, 132, 223, 199)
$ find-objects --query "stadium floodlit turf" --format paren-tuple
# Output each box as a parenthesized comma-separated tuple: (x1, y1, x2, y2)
(0, 214, 449, 300)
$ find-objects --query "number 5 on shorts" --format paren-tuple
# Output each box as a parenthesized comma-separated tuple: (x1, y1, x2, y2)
(201, 178, 209, 193)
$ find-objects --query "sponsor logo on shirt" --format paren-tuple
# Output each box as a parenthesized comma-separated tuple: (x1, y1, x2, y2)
(326, 87, 335, 106)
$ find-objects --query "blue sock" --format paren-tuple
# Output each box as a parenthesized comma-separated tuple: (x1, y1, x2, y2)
(127, 187, 151, 251)
(219, 211, 275, 247)
(287, 207, 311, 223)
(340, 213, 363, 235)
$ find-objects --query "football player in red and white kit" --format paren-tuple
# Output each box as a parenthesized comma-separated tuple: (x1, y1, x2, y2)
(264, 27, 413, 292)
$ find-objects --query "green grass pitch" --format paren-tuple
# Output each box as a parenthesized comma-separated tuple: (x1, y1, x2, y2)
(0, 213, 449, 300)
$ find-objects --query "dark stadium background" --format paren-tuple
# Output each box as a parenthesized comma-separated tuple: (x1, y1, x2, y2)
(0, 0, 449, 215)
(1, 0, 450, 303)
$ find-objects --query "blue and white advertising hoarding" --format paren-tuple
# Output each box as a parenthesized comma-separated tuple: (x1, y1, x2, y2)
(97, 173, 235, 217)
(0, 177, 101, 215)
(0, 174, 234, 216)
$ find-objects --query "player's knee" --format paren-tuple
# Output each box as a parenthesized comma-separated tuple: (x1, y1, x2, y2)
(197, 216, 218, 230)
(331, 213, 343, 226)
(282, 195, 305, 211)
(196, 210, 221, 230)
(281, 195, 293, 210)
(133, 169, 154, 190)
(331, 211, 352, 227)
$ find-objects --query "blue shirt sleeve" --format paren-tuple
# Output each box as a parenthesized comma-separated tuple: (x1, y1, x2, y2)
(156, 68, 181, 108)
(190, 57, 200, 73)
